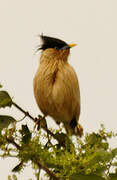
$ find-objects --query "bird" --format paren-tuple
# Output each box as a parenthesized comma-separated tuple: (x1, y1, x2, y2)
(33, 35, 83, 136)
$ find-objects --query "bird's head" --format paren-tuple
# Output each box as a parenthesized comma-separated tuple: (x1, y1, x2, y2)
(37, 35, 77, 61)
(39, 35, 77, 50)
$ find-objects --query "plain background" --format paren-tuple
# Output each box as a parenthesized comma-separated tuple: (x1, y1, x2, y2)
(0, 0, 117, 179)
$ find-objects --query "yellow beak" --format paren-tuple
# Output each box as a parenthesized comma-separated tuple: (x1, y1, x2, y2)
(68, 43, 77, 48)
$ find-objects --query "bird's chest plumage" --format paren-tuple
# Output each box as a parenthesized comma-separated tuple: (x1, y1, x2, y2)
(33, 63, 54, 115)
(33, 58, 80, 123)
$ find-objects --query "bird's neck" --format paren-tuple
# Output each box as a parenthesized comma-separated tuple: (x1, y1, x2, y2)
(40, 48, 70, 64)
(38, 49, 70, 83)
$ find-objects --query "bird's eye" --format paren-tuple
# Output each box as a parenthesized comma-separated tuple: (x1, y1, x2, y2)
(54, 47, 59, 50)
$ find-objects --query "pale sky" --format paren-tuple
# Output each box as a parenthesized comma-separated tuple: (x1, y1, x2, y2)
(0, 0, 117, 179)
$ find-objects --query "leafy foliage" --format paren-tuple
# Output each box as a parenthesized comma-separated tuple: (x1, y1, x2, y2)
(0, 88, 117, 180)
(0, 115, 16, 130)
(0, 84, 2, 88)
(70, 174, 105, 180)
(20, 125, 32, 144)
(0, 90, 12, 108)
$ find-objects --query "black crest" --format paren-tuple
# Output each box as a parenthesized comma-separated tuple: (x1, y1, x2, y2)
(39, 35, 68, 50)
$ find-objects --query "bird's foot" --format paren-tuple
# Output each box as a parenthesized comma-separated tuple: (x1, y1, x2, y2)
(34, 115, 46, 130)
(75, 123, 83, 137)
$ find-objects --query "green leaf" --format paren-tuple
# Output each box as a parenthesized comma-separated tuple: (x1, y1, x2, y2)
(112, 148, 117, 157)
(94, 166, 107, 176)
(101, 142, 109, 150)
(70, 174, 105, 180)
(0, 91, 12, 108)
(54, 132, 68, 145)
(0, 84, 2, 88)
(0, 115, 16, 130)
(20, 125, 31, 144)
(20, 124, 30, 135)
(86, 133, 102, 146)
(12, 161, 23, 172)
(91, 150, 112, 165)
(22, 133, 31, 144)
(110, 174, 117, 180)
(54, 132, 74, 150)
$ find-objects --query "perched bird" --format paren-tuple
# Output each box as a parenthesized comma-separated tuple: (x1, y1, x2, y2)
(33, 35, 83, 136)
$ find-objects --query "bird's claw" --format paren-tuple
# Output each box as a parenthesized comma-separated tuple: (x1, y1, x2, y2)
(34, 115, 46, 130)
(34, 117, 41, 130)
(75, 123, 83, 137)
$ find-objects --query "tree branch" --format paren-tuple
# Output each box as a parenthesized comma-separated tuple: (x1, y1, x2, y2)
(33, 159, 62, 180)
(6, 137, 61, 180)
(6, 137, 21, 150)
(12, 101, 34, 121)
(12, 101, 66, 147)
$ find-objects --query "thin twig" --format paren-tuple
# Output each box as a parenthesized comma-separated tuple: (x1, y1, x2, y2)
(12, 101, 34, 121)
(33, 159, 62, 180)
(36, 169, 40, 180)
(6, 137, 21, 150)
